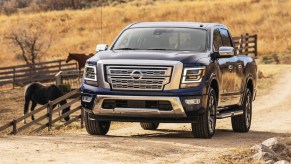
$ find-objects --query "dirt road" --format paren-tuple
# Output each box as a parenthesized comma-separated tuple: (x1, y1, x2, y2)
(0, 66, 291, 164)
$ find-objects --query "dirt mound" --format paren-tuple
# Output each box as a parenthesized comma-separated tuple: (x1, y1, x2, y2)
(252, 137, 291, 164)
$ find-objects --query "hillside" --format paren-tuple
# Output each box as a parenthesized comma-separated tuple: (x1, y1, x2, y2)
(0, 0, 291, 67)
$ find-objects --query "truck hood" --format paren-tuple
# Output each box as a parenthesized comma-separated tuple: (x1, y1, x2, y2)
(87, 50, 209, 64)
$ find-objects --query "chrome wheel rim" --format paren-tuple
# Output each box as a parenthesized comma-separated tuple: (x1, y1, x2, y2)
(208, 94, 216, 134)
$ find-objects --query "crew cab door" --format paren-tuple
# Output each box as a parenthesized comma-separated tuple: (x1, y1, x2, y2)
(220, 28, 242, 93)
(214, 28, 241, 106)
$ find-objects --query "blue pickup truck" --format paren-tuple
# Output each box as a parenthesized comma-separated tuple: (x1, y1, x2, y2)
(81, 22, 257, 138)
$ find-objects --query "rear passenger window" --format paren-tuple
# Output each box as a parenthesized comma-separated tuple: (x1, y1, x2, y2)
(213, 29, 222, 52)
(219, 29, 232, 47)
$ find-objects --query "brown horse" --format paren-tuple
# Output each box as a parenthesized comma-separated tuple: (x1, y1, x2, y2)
(66, 53, 94, 70)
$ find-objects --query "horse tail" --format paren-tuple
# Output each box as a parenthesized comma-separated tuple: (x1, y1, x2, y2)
(24, 83, 34, 122)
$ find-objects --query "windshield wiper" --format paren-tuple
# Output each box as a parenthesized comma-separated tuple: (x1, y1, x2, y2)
(113, 48, 176, 51)
(144, 48, 175, 51)
(113, 48, 141, 50)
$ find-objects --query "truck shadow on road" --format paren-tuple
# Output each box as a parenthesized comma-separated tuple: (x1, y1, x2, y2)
(124, 129, 291, 148)
(131, 129, 289, 138)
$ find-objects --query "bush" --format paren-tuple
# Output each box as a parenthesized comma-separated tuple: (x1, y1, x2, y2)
(261, 56, 273, 64)
(59, 84, 72, 93)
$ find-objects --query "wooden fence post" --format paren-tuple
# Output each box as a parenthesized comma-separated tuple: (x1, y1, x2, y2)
(12, 67, 15, 89)
(55, 71, 63, 86)
(239, 34, 243, 55)
(12, 119, 17, 135)
(80, 107, 84, 128)
(59, 60, 62, 71)
(48, 102, 53, 131)
(245, 33, 249, 56)
(29, 64, 32, 82)
(254, 34, 258, 57)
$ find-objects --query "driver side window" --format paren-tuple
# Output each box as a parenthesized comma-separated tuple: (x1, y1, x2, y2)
(213, 29, 223, 52)
(219, 28, 233, 47)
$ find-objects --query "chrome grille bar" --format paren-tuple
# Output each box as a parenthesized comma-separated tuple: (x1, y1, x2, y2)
(106, 65, 172, 91)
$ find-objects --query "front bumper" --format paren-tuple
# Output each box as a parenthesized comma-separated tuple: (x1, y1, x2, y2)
(81, 93, 208, 122)
(91, 95, 186, 118)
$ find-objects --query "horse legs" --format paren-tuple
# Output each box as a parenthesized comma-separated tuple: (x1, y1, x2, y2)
(62, 107, 70, 121)
(47, 85, 71, 121)
(30, 101, 37, 121)
(24, 95, 30, 124)
(60, 100, 70, 121)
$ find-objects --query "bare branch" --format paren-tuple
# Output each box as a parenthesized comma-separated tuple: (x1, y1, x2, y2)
(5, 20, 53, 65)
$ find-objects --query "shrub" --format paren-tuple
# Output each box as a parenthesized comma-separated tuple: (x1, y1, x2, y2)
(59, 84, 72, 93)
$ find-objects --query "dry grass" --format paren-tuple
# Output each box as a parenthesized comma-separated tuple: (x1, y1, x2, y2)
(258, 64, 291, 78)
(216, 147, 263, 164)
(256, 64, 291, 96)
(0, 0, 290, 67)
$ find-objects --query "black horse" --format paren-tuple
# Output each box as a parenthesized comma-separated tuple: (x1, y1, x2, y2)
(24, 82, 70, 123)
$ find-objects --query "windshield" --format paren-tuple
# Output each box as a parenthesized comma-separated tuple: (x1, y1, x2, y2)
(112, 28, 207, 52)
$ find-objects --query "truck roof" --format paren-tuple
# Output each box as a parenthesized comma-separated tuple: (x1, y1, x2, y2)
(129, 22, 225, 29)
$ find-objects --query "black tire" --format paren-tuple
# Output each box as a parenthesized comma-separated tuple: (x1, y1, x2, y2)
(231, 88, 252, 132)
(140, 122, 159, 130)
(84, 112, 110, 135)
(191, 87, 217, 138)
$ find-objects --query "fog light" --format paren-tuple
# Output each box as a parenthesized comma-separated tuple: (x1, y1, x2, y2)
(82, 96, 92, 102)
(185, 99, 200, 105)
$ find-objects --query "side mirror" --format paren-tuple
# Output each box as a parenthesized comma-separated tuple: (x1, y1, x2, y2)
(218, 46, 234, 58)
(96, 44, 108, 52)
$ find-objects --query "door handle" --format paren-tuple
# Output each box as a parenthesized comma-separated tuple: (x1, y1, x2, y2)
(228, 65, 233, 70)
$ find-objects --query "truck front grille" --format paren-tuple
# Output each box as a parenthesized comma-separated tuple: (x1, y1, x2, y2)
(105, 65, 172, 91)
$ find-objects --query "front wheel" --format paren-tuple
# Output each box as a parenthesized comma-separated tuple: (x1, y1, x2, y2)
(191, 87, 217, 138)
(84, 112, 111, 135)
(231, 88, 252, 132)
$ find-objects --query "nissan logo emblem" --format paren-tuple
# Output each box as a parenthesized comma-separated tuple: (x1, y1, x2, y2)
(131, 70, 143, 80)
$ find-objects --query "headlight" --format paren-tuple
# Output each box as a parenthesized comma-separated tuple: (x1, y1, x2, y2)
(180, 67, 205, 88)
(84, 63, 98, 86)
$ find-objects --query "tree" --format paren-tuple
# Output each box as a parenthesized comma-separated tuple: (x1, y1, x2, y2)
(0, 0, 126, 15)
(1, 0, 18, 15)
(6, 20, 53, 65)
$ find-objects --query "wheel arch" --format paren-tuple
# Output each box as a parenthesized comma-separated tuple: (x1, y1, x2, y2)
(210, 78, 219, 102)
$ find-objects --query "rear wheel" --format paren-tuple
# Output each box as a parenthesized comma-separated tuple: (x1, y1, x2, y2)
(191, 87, 217, 138)
(140, 122, 159, 130)
(84, 112, 110, 135)
(231, 88, 252, 132)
